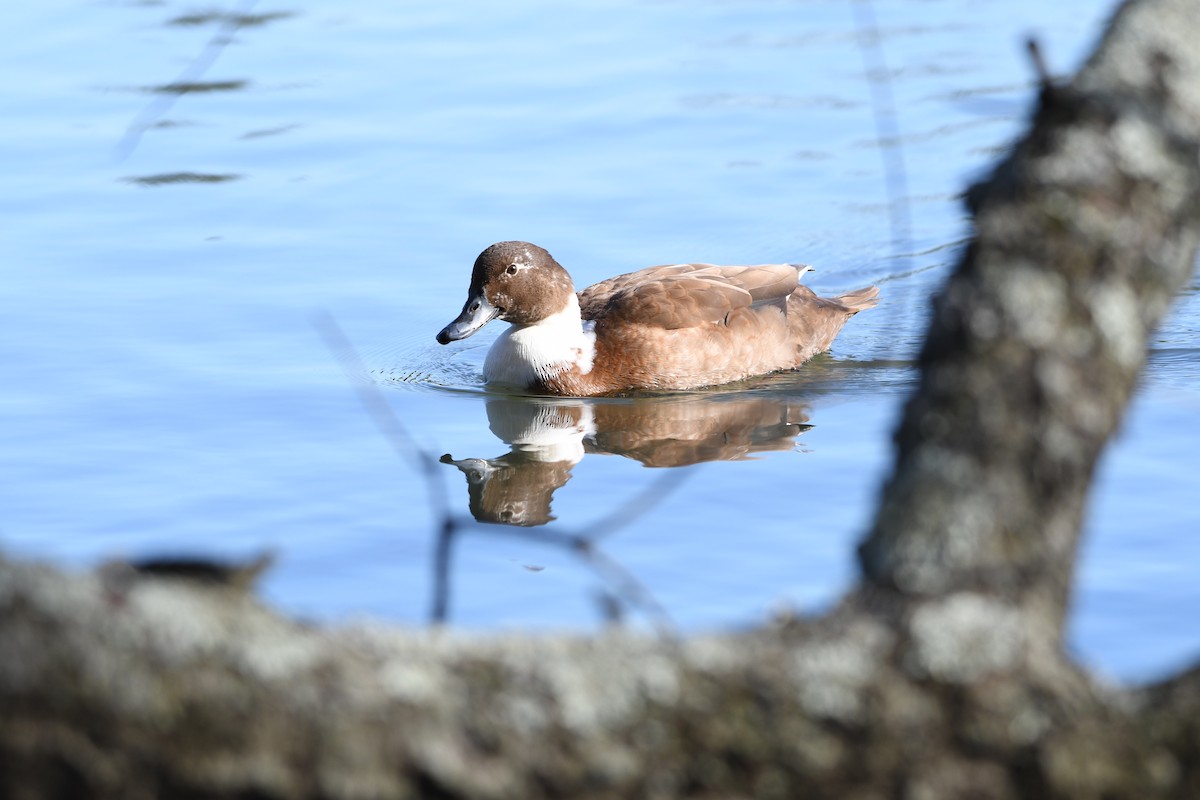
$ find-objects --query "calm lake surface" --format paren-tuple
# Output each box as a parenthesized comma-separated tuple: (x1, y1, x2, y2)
(4, 0, 1197, 682)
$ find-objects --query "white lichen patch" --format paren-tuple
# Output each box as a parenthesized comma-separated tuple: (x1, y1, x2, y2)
(1110, 99, 1190, 208)
(684, 636, 748, 674)
(789, 621, 890, 723)
(335, 624, 459, 706)
(906, 594, 1026, 683)
(376, 655, 451, 705)
(1007, 701, 1054, 745)
(499, 691, 553, 735)
(1089, 280, 1144, 369)
(228, 614, 324, 681)
(994, 263, 1068, 349)
(1034, 357, 1073, 403)
(1035, 127, 1111, 188)
(538, 638, 679, 734)
(943, 492, 1007, 567)
(128, 584, 239, 655)
(1039, 420, 1084, 464)
(882, 448, 1003, 595)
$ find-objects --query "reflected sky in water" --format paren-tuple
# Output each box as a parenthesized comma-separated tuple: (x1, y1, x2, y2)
(1, 0, 1197, 681)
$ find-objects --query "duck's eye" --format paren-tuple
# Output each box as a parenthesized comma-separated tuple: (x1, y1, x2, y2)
(505, 264, 519, 276)
(469, 300, 480, 312)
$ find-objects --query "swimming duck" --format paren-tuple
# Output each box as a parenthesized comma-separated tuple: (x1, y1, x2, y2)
(436, 241, 878, 396)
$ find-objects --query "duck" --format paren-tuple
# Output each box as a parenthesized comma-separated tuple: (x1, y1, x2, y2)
(436, 241, 878, 396)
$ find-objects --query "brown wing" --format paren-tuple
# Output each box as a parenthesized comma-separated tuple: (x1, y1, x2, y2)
(579, 263, 799, 330)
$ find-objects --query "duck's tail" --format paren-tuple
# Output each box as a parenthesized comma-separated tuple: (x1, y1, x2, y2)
(835, 285, 880, 313)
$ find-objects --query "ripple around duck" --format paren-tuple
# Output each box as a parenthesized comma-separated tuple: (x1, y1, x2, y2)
(375, 360, 486, 394)
(361, 318, 916, 401)
(373, 338, 915, 405)
(363, 333, 491, 395)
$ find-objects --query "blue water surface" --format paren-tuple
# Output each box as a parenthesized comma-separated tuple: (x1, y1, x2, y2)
(2, 0, 1197, 682)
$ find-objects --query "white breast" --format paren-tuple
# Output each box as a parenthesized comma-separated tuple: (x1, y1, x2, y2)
(483, 294, 596, 389)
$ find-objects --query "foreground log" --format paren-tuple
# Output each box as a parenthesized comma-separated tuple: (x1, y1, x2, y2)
(3, 0, 1199, 796)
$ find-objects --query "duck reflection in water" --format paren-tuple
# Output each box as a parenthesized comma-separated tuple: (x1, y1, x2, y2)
(441, 393, 811, 526)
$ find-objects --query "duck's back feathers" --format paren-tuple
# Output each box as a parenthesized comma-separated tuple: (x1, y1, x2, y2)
(579, 263, 801, 330)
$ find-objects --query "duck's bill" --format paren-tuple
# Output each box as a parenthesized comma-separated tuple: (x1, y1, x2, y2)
(436, 293, 499, 343)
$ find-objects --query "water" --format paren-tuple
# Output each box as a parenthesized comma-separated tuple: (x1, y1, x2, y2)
(3, 0, 1197, 682)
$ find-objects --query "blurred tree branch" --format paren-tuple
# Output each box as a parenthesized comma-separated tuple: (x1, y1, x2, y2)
(4, 0, 1200, 797)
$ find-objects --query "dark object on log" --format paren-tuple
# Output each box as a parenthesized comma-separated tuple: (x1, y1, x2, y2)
(104, 551, 275, 588)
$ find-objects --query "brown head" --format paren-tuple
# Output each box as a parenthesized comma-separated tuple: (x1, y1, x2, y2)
(436, 241, 576, 344)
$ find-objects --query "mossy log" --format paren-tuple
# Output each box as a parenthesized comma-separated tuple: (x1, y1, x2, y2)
(3, 0, 1200, 797)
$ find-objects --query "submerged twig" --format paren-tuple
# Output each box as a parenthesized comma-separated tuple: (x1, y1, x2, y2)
(570, 538, 677, 637)
(851, 0, 913, 262)
(431, 518, 457, 625)
(314, 312, 452, 523)
(315, 313, 679, 633)
(577, 469, 691, 542)
(851, 0, 915, 350)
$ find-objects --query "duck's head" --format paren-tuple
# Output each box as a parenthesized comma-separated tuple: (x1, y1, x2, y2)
(436, 241, 576, 344)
